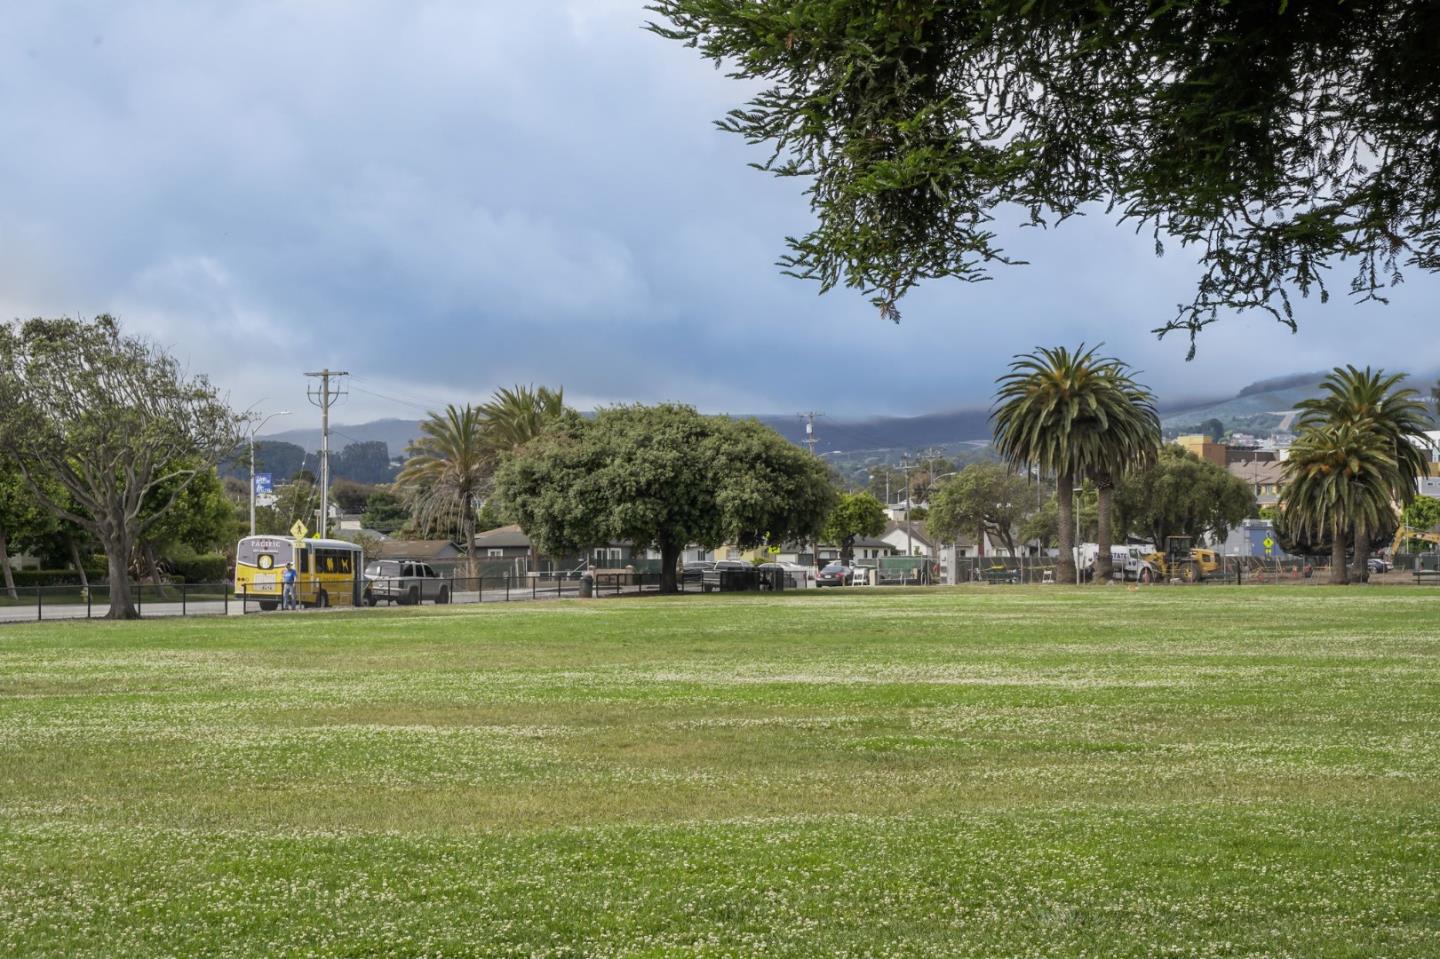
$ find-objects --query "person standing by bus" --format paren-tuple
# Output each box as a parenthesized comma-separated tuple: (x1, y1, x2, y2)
(282, 561, 298, 610)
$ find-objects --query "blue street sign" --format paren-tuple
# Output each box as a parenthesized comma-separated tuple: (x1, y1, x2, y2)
(254, 473, 273, 495)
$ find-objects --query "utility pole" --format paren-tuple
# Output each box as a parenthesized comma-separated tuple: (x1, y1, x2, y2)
(305, 370, 348, 539)
(799, 412, 823, 572)
(248, 409, 292, 537)
(799, 412, 823, 456)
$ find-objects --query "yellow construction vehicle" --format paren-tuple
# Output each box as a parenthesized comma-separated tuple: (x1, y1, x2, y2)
(1389, 525, 1440, 556)
(1137, 536, 1221, 584)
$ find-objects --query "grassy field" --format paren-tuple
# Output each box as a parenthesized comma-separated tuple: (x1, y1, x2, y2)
(1, 587, 1437, 957)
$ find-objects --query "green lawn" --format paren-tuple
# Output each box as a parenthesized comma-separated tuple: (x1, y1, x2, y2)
(2, 587, 1437, 957)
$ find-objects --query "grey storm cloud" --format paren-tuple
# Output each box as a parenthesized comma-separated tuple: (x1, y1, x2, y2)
(3, 0, 1437, 425)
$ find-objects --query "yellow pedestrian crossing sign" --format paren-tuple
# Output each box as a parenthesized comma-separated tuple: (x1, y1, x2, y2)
(1263, 536, 1274, 555)
(290, 520, 309, 540)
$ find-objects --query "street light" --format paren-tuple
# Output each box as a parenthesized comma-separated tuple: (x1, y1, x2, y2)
(249, 410, 292, 536)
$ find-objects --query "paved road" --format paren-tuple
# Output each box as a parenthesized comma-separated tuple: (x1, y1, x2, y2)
(0, 582, 667, 625)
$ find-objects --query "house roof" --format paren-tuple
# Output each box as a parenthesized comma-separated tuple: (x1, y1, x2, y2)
(473, 524, 532, 549)
(884, 520, 936, 548)
(373, 539, 463, 561)
(1228, 460, 1285, 484)
(851, 535, 895, 550)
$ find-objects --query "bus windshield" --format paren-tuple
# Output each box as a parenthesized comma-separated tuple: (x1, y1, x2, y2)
(237, 538, 294, 570)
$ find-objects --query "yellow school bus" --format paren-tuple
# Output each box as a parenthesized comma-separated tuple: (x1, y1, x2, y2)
(234, 536, 363, 610)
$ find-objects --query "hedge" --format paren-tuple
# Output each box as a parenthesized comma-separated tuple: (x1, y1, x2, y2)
(169, 554, 230, 584)
(9, 569, 107, 588)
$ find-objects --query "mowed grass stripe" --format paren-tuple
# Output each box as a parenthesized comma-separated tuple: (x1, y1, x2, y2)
(1, 587, 1437, 956)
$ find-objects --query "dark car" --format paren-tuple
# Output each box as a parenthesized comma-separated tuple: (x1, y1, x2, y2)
(816, 562, 855, 587)
(682, 560, 715, 587)
(1367, 557, 1392, 574)
(701, 560, 758, 593)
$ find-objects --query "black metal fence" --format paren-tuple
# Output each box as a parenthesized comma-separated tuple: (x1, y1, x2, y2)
(0, 582, 235, 624)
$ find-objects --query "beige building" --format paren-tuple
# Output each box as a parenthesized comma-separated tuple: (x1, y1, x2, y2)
(1176, 434, 1228, 467)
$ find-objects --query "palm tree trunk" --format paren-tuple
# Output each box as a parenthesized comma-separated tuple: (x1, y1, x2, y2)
(1329, 517, 1349, 586)
(1352, 519, 1370, 582)
(1057, 469, 1076, 586)
(1096, 480, 1114, 583)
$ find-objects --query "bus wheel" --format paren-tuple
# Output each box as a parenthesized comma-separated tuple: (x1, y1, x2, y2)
(436, 587, 450, 605)
(366, 594, 378, 607)
(259, 601, 278, 612)
(316, 590, 329, 608)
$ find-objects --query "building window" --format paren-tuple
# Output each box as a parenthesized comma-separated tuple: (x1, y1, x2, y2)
(488, 548, 504, 557)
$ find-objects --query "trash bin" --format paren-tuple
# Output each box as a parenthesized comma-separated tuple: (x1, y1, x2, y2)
(579, 571, 594, 598)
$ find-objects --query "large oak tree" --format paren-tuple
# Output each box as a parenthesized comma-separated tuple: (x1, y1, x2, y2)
(496, 404, 835, 593)
(0, 317, 242, 618)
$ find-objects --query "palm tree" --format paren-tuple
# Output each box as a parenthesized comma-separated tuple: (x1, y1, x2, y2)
(396, 405, 491, 579)
(992, 345, 1156, 585)
(478, 385, 566, 451)
(1281, 423, 1397, 585)
(1092, 366, 1162, 582)
(477, 386, 568, 574)
(1297, 366, 1432, 579)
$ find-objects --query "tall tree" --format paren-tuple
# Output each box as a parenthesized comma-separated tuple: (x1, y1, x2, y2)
(0, 317, 241, 618)
(650, 3, 1440, 346)
(992, 346, 1147, 585)
(822, 491, 887, 565)
(496, 405, 834, 593)
(1113, 445, 1255, 549)
(1281, 424, 1397, 585)
(478, 385, 567, 451)
(1297, 366, 1432, 580)
(0, 456, 59, 598)
(927, 463, 1031, 558)
(396, 405, 491, 578)
(1091, 366, 1162, 582)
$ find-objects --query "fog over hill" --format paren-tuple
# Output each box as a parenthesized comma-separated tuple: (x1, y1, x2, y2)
(263, 368, 1439, 461)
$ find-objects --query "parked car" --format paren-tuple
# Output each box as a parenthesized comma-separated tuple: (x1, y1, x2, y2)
(701, 560, 758, 593)
(363, 560, 450, 606)
(816, 562, 855, 587)
(682, 560, 715, 587)
(1367, 557, 1392, 574)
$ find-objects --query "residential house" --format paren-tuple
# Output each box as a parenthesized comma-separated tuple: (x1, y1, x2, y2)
(471, 525, 646, 572)
(371, 539, 465, 574)
(1228, 459, 1285, 508)
(881, 520, 937, 557)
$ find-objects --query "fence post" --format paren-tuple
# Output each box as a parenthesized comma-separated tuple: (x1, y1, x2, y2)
(224, 583, 229, 616)
(37, 586, 42, 622)
(87, 584, 92, 619)
(137, 584, 142, 617)
(505, 573, 510, 603)
(532, 575, 537, 601)
(182, 584, 187, 617)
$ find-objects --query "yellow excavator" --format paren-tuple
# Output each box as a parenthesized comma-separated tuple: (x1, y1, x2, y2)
(1389, 525, 1440, 556)
(1138, 536, 1221, 584)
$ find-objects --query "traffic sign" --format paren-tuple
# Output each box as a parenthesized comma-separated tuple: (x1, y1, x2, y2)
(290, 520, 309, 539)
(1262, 537, 1274, 548)
(253, 472, 273, 495)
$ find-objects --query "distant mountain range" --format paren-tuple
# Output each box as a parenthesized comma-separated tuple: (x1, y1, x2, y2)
(262, 368, 1439, 464)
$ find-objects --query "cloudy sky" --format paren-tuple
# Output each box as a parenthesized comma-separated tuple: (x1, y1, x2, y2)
(4, 1, 1437, 428)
